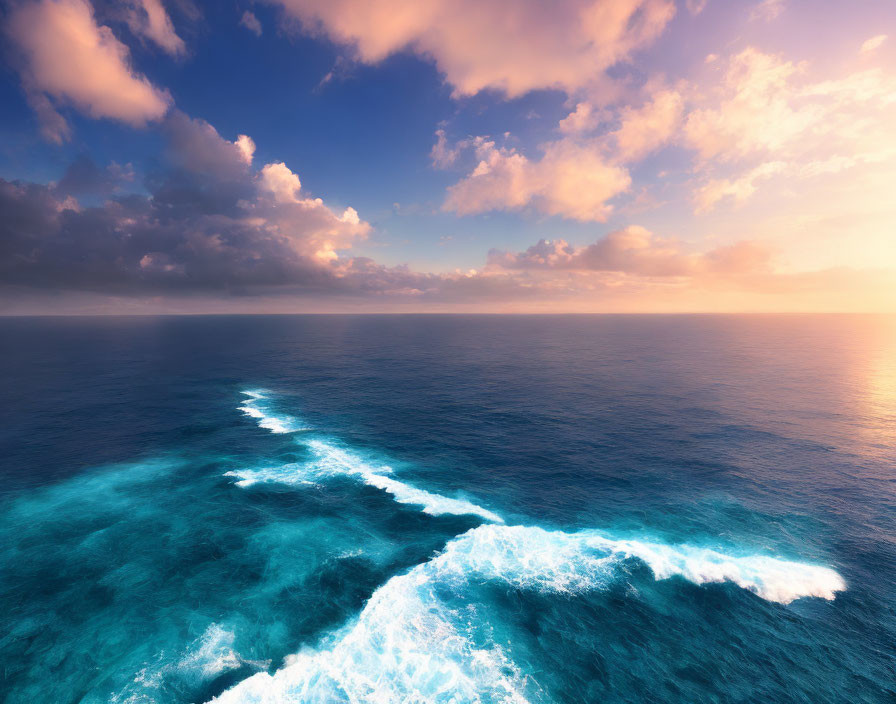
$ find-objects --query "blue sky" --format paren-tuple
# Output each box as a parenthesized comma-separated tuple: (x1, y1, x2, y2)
(0, 0, 894, 312)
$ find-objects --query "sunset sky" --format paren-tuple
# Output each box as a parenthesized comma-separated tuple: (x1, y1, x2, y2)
(1, 0, 894, 313)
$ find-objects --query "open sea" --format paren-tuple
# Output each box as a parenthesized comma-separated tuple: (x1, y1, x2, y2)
(1, 314, 895, 703)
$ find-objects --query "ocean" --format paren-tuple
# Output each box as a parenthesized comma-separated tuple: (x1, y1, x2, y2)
(1, 314, 894, 703)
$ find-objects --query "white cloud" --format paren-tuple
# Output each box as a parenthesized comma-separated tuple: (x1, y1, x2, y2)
(7, 0, 171, 141)
(260, 162, 303, 203)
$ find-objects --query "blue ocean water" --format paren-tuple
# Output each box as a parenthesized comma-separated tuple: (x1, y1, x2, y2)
(1, 314, 895, 703)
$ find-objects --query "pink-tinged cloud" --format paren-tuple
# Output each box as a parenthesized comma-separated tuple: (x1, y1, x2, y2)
(860, 35, 887, 54)
(443, 137, 630, 222)
(272, 0, 676, 97)
(0, 112, 369, 292)
(558, 102, 602, 134)
(610, 88, 684, 161)
(693, 161, 786, 213)
(125, 0, 186, 57)
(7, 0, 171, 141)
(487, 226, 772, 278)
(684, 48, 896, 164)
(683, 47, 896, 211)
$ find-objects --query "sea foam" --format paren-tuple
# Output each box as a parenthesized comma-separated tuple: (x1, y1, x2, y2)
(227, 438, 504, 523)
(208, 524, 845, 704)
(238, 390, 306, 434)
(115, 624, 267, 703)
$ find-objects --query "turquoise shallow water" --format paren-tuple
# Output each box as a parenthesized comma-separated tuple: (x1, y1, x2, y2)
(1, 315, 894, 702)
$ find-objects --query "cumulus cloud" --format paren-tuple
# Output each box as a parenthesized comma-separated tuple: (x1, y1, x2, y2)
(234, 134, 256, 164)
(260, 162, 302, 202)
(125, 0, 186, 56)
(163, 112, 254, 179)
(438, 86, 685, 222)
(240, 10, 263, 36)
(557, 102, 602, 134)
(0, 113, 370, 292)
(272, 0, 675, 97)
(610, 88, 683, 161)
(442, 136, 630, 222)
(6, 0, 171, 141)
(487, 226, 772, 277)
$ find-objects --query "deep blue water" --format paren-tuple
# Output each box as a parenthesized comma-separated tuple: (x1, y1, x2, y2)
(1, 314, 895, 703)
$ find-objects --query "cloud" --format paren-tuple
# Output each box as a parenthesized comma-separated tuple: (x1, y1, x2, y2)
(272, 0, 675, 97)
(683, 48, 808, 162)
(683, 49, 896, 164)
(125, 0, 186, 56)
(439, 87, 683, 222)
(0, 114, 370, 292)
(163, 112, 253, 178)
(693, 160, 785, 213)
(56, 156, 135, 196)
(240, 10, 262, 36)
(234, 134, 256, 164)
(750, 0, 784, 22)
(442, 136, 630, 222)
(682, 47, 896, 208)
(6, 0, 171, 141)
(860, 35, 887, 54)
(487, 226, 772, 277)
(610, 88, 683, 161)
(260, 162, 302, 203)
(430, 129, 462, 168)
(686, 0, 707, 15)
(558, 102, 601, 134)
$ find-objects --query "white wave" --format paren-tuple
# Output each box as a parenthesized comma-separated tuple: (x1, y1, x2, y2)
(115, 624, 268, 703)
(228, 439, 504, 524)
(208, 524, 845, 704)
(238, 390, 306, 434)
(175, 623, 261, 681)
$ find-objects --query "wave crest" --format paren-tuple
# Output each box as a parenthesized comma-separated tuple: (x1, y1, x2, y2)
(238, 391, 307, 434)
(208, 525, 845, 704)
(227, 439, 504, 523)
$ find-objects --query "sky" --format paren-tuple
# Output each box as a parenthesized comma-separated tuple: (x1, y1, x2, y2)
(0, 0, 894, 313)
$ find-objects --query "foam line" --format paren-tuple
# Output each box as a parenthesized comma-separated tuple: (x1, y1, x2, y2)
(209, 524, 845, 704)
(227, 439, 504, 523)
(238, 390, 306, 434)
(114, 624, 268, 703)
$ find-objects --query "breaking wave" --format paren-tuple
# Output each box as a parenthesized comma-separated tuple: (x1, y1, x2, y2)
(114, 624, 268, 704)
(238, 391, 307, 434)
(208, 524, 845, 704)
